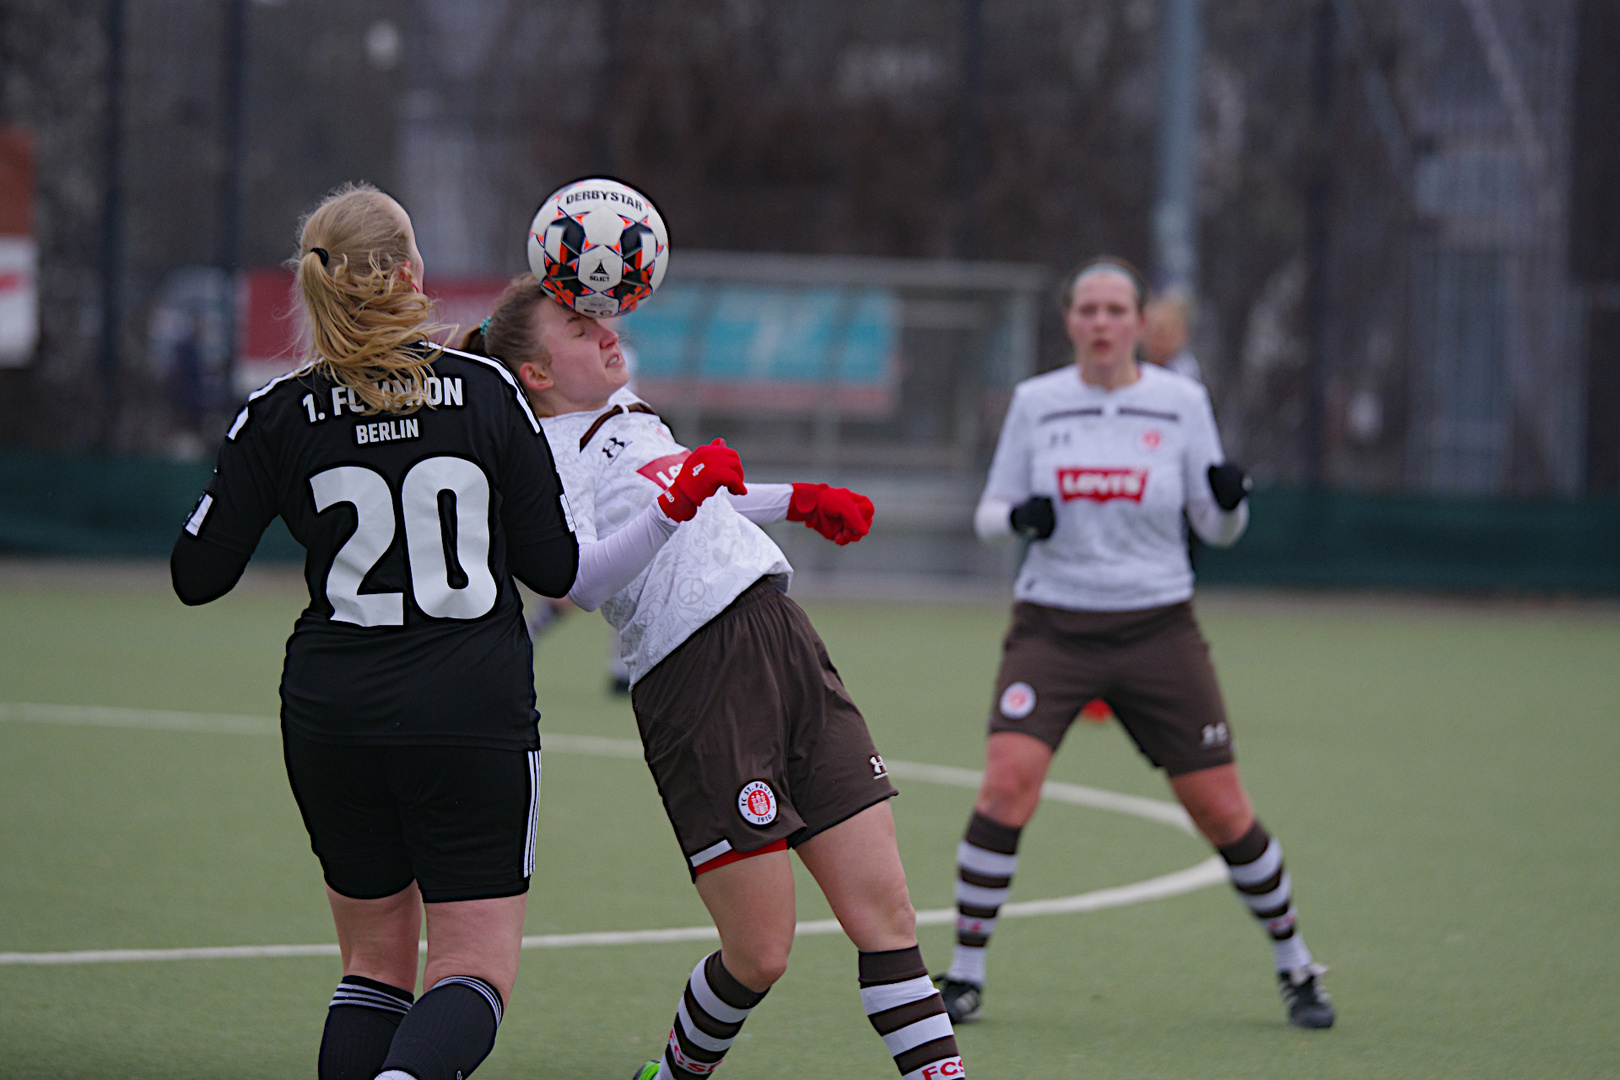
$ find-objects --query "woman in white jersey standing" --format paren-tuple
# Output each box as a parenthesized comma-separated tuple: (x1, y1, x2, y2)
(934, 257, 1335, 1030)
(463, 274, 968, 1080)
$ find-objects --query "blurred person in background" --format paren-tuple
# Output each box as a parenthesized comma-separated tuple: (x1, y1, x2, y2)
(1142, 287, 1207, 571)
(170, 184, 579, 1080)
(465, 277, 967, 1080)
(934, 257, 1335, 1031)
(1141, 286, 1203, 383)
(164, 315, 208, 431)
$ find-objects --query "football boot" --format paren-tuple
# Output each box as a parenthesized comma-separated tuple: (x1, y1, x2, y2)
(933, 974, 984, 1024)
(1278, 963, 1335, 1029)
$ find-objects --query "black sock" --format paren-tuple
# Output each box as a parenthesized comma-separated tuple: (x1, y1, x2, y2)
(377, 975, 503, 1080)
(319, 975, 415, 1080)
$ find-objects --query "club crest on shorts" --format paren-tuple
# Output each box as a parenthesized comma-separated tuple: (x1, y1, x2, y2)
(738, 780, 778, 826)
(999, 681, 1037, 719)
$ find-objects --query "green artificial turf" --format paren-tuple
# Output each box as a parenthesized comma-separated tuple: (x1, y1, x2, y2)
(1, 573, 1617, 1079)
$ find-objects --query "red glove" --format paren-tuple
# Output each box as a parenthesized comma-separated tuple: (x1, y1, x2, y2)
(657, 439, 747, 522)
(788, 483, 874, 545)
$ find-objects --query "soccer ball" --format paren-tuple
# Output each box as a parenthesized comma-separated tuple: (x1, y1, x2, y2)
(528, 178, 669, 319)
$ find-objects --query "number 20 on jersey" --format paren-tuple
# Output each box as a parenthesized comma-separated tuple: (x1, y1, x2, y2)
(310, 456, 496, 627)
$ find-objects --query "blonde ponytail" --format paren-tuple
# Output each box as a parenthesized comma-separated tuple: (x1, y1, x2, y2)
(292, 183, 452, 415)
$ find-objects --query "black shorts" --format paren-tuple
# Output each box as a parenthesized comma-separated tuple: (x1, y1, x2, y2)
(283, 728, 541, 903)
(631, 578, 899, 881)
(988, 600, 1234, 777)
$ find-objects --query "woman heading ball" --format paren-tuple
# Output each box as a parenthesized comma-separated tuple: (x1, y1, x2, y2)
(934, 257, 1336, 1030)
(463, 262, 967, 1080)
(171, 184, 579, 1080)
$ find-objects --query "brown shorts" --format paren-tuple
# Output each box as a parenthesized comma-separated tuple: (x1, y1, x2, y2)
(988, 600, 1234, 777)
(631, 578, 899, 880)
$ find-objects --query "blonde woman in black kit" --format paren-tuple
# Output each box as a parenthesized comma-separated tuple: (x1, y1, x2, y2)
(171, 183, 577, 1080)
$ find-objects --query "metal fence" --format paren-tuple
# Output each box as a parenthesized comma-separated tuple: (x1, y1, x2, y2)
(1299, 0, 1588, 498)
(620, 250, 1046, 581)
(4, 0, 1612, 514)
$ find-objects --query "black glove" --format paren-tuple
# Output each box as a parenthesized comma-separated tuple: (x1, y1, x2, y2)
(1009, 496, 1056, 540)
(1207, 463, 1252, 511)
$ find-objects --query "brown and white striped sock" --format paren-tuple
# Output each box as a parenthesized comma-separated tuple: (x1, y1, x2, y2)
(655, 951, 766, 1079)
(860, 946, 965, 1080)
(1219, 821, 1314, 972)
(945, 811, 1021, 987)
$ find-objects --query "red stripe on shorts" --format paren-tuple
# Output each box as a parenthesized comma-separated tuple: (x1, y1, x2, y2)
(694, 838, 788, 875)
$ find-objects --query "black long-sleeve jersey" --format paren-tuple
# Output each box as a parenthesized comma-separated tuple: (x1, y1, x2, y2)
(171, 346, 578, 750)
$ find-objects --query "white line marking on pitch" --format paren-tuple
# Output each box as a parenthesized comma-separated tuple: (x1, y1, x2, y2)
(0, 703, 1225, 967)
(0, 701, 277, 735)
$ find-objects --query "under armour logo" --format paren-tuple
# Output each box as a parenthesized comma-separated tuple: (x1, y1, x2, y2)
(602, 436, 627, 461)
(870, 754, 888, 778)
(1201, 722, 1229, 747)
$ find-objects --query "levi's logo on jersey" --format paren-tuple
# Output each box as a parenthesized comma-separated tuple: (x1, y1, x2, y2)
(637, 450, 691, 490)
(1057, 467, 1148, 502)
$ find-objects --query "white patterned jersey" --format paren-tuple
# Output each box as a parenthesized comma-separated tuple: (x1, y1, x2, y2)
(541, 389, 792, 683)
(980, 362, 1245, 612)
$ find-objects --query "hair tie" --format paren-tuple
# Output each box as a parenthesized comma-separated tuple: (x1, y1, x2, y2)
(479, 317, 492, 336)
(310, 247, 329, 266)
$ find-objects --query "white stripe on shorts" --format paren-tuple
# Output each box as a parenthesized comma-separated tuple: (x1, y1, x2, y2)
(523, 750, 541, 879)
(688, 838, 733, 869)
